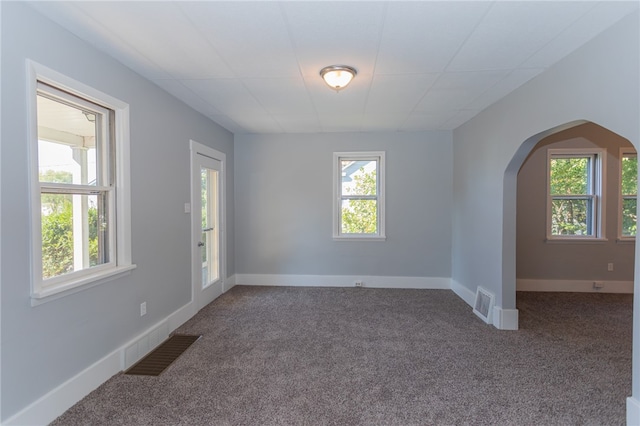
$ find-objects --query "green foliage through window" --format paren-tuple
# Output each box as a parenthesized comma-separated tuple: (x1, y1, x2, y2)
(549, 155, 594, 236)
(341, 168, 377, 234)
(622, 154, 637, 236)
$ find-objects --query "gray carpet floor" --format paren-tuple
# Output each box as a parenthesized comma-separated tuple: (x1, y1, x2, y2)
(51, 287, 632, 425)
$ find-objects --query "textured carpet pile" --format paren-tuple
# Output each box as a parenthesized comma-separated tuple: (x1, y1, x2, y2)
(52, 287, 632, 425)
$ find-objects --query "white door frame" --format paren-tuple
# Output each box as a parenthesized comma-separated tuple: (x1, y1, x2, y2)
(190, 139, 226, 314)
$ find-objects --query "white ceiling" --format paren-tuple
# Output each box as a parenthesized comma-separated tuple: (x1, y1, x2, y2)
(28, 1, 639, 135)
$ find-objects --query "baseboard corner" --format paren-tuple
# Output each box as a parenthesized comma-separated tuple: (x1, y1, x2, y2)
(492, 306, 519, 330)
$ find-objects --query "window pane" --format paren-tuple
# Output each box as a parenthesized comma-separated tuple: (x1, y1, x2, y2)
(37, 94, 98, 185)
(623, 198, 637, 236)
(41, 193, 109, 280)
(341, 199, 377, 234)
(341, 160, 377, 196)
(551, 198, 592, 236)
(622, 155, 637, 195)
(550, 157, 589, 195)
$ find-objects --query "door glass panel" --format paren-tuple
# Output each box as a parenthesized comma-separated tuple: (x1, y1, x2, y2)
(201, 166, 219, 288)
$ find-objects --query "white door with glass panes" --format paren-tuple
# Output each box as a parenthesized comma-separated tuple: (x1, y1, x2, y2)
(191, 141, 225, 312)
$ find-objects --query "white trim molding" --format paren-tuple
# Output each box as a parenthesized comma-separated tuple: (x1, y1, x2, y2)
(450, 279, 476, 307)
(4, 301, 194, 425)
(333, 151, 386, 241)
(627, 397, 640, 426)
(235, 274, 450, 289)
(493, 307, 519, 330)
(27, 60, 135, 304)
(225, 274, 237, 293)
(517, 279, 634, 293)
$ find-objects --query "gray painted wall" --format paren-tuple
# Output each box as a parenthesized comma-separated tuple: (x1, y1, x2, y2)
(517, 123, 635, 282)
(452, 11, 639, 310)
(0, 3, 234, 419)
(234, 132, 452, 278)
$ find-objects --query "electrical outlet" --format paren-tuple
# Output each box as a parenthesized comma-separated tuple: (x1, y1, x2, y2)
(184, 203, 191, 213)
(607, 263, 614, 271)
(355, 281, 363, 287)
(140, 302, 147, 316)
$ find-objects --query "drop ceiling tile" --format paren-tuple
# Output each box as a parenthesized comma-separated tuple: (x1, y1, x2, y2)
(443, 109, 482, 129)
(432, 70, 509, 91)
(283, 2, 385, 77)
(522, 2, 639, 69)
(74, 2, 234, 79)
(401, 112, 456, 131)
(227, 114, 283, 134)
(29, 0, 639, 135)
(360, 113, 408, 132)
(376, 2, 491, 74)
(154, 80, 222, 117)
(414, 90, 472, 112)
(28, 2, 171, 81)
(466, 68, 544, 110)
(448, 1, 596, 71)
(317, 114, 365, 133)
(272, 114, 322, 134)
(242, 77, 315, 115)
(208, 115, 243, 134)
(365, 73, 439, 114)
(179, 2, 299, 78)
(181, 79, 267, 117)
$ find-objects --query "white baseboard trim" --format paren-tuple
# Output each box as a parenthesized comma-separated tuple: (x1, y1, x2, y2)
(4, 301, 195, 426)
(628, 396, 640, 425)
(493, 306, 519, 330)
(3, 347, 121, 426)
(235, 274, 451, 290)
(450, 281, 519, 330)
(122, 301, 194, 369)
(517, 279, 633, 293)
(450, 280, 476, 307)
(224, 274, 236, 293)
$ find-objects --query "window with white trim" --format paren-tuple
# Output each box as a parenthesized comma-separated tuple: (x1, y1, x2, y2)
(620, 149, 637, 239)
(29, 62, 134, 302)
(547, 149, 605, 239)
(333, 152, 385, 240)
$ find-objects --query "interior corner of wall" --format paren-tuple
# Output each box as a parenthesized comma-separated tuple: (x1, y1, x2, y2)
(450, 279, 475, 307)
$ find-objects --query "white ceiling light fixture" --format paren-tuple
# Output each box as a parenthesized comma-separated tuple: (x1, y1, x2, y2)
(320, 65, 357, 92)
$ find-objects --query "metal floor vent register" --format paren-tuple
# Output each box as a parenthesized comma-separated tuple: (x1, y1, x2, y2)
(473, 287, 495, 325)
(125, 334, 201, 376)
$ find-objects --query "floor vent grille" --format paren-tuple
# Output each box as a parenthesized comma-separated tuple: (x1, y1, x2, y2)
(473, 287, 494, 324)
(125, 334, 200, 376)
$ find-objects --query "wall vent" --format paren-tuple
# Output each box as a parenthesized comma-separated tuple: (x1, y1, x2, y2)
(473, 286, 495, 324)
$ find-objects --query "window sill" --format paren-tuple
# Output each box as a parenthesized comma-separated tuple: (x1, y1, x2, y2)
(333, 235, 386, 242)
(617, 238, 636, 244)
(31, 264, 137, 306)
(545, 237, 608, 244)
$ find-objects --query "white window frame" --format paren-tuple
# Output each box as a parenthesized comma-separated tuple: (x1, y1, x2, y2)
(546, 148, 606, 241)
(619, 148, 637, 241)
(27, 60, 135, 304)
(333, 151, 386, 241)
